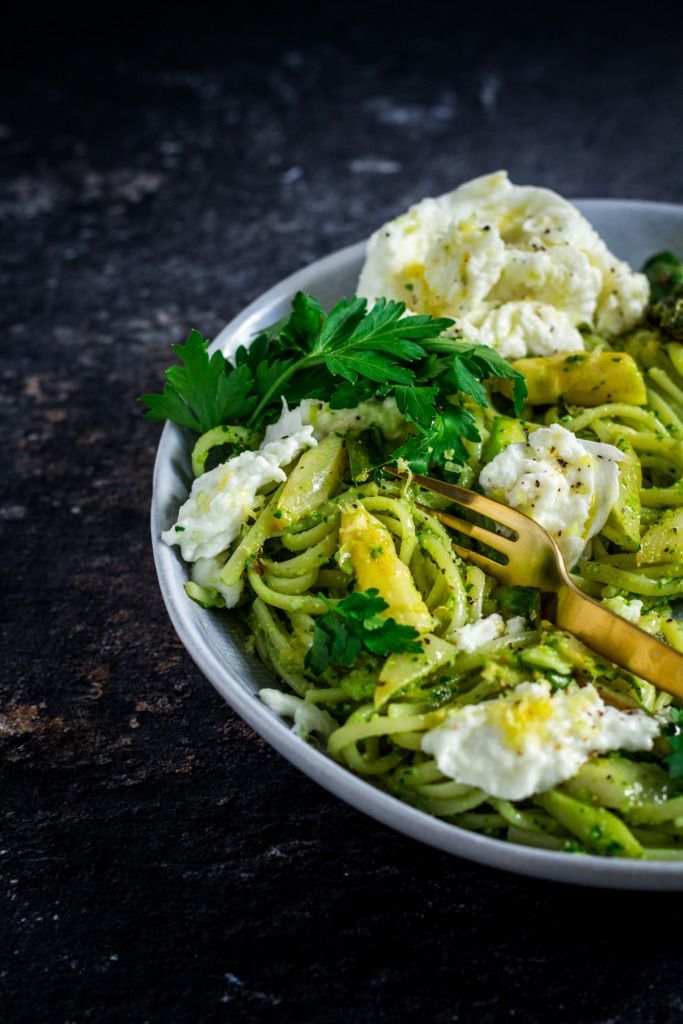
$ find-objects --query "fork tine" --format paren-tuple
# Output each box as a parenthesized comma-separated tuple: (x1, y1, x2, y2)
(449, 541, 515, 584)
(417, 504, 517, 556)
(395, 469, 536, 536)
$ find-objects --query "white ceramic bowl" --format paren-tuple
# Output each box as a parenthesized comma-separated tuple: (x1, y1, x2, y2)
(152, 199, 683, 889)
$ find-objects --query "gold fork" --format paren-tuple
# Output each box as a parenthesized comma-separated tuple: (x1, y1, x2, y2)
(394, 469, 683, 699)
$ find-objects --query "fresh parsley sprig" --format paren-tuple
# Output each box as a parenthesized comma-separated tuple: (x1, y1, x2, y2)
(387, 341, 527, 472)
(242, 295, 454, 427)
(140, 330, 257, 433)
(304, 589, 422, 674)
(140, 295, 450, 431)
(139, 292, 527, 474)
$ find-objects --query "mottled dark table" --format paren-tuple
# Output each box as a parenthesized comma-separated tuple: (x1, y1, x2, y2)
(4, 9, 683, 1022)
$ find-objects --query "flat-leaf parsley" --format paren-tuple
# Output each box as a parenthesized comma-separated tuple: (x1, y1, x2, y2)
(304, 589, 422, 674)
(139, 292, 527, 474)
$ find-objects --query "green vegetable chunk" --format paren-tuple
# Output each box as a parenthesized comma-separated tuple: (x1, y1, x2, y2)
(562, 754, 683, 823)
(494, 585, 540, 620)
(272, 433, 346, 530)
(638, 506, 683, 565)
(535, 789, 643, 858)
(519, 644, 572, 675)
(499, 351, 647, 406)
(184, 581, 225, 609)
(375, 634, 458, 708)
(482, 415, 528, 463)
(190, 424, 253, 477)
(601, 439, 642, 552)
(346, 429, 384, 483)
(221, 489, 283, 588)
(643, 252, 683, 303)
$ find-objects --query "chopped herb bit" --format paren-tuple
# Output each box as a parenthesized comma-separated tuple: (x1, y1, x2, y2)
(304, 588, 421, 674)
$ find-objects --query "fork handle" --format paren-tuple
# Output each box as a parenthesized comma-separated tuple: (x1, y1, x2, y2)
(555, 579, 683, 700)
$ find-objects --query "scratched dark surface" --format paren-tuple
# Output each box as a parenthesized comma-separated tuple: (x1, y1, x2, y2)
(3, 7, 683, 1022)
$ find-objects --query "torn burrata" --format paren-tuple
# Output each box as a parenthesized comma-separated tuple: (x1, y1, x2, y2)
(357, 171, 648, 358)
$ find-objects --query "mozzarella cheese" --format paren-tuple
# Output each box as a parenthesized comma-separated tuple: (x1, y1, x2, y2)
(602, 595, 644, 625)
(479, 423, 622, 567)
(421, 680, 660, 801)
(475, 301, 583, 360)
(259, 689, 336, 738)
(162, 401, 316, 562)
(357, 171, 648, 357)
(450, 613, 527, 652)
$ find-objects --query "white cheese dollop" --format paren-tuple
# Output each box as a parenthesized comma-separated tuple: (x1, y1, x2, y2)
(259, 689, 336, 739)
(162, 401, 316, 562)
(451, 613, 527, 652)
(479, 423, 623, 568)
(357, 171, 648, 357)
(602, 595, 644, 625)
(475, 301, 583, 360)
(421, 680, 660, 801)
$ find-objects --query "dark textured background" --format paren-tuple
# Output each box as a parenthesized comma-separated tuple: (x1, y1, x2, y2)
(4, 7, 683, 1021)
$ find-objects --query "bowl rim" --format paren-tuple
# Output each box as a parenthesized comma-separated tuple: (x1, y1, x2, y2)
(151, 196, 683, 889)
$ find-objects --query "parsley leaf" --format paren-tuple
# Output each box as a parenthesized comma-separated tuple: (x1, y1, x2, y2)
(234, 333, 296, 411)
(328, 379, 386, 409)
(387, 339, 527, 474)
(466, 344, 528, 416)
(316, 297, 451, 359)
(665, 706, 683, 779)
(312, 297, 452, 385)
(304, 588, 422, 674)
(281, 291, 326, 351)
(140, 330, 257, 433)
(423, 340, 527, 416)
(391, 405, 481, 474)
(393, 385, 439, 429)
(447, 356, 489, 407)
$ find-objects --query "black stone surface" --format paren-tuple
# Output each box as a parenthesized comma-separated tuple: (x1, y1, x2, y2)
(4, 8, 683, 1022)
